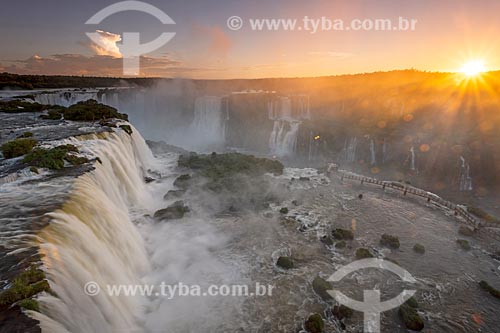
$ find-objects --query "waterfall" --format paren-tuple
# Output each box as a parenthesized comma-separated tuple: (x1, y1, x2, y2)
(382, 139, 387, 164)
(344, 137, 357, 163)
(267, 96, 305, 157)
(188, 96, 225, 149)
(269, 120, 300, 157)
(370, 139, 376, 165)
(459, 156, 473, 191)
(409, 146, 416, 171)
(31, 127, 156, 333)
(34, 91, 99, 107)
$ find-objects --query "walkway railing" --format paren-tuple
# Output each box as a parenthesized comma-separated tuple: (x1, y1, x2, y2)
(335, 170, 480, 229)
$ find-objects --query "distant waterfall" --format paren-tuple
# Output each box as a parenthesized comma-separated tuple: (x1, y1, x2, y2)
(459, 156, 473, 191)
(370, 139, 376, 165)
(269, 120, 300, 157)
(34, 91, 99, 107)
(344, 137, 358, 163)
(32, 128, 156, 333)
(268, 96, 304, 157)
(382, 139, 388, 164)
(410, 146, 416, 171)
(189, 96, 225, 149)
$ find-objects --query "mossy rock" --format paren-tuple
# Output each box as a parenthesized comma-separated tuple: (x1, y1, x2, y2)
(154, 201, 190, 221)
(405, 297, 419, 308)
(458, 226, 474, 237)
(279, 207, 289, 214)
(18, 299, 40, 312)
(320, 236, 333, 246)
(0, 266, 48, 306)
(355, 248, 373, 259)
(335, 240, 346, 249)
(413, 243, 425, 254)
(398, 304, 424, 331)
(17, 132, 33, 138)
(1, 138, 38, 159)
(119, 125, 133, 135)
(173, 174, 192, 190)
(64, 154, 89, 166)
(0, 100, 48, 113)
(332, 228, 354, 240)
(380, 234, 400, 249)
(29, 166, 39, 174)
(479, 280, 500, 299)
(312, 276, 332, 301)
(163, 189, 185, 200)
(456, 239, 471, 250)
(304, 313, 324, 333)
(332, 304, 353, 320)
(276, 256, 294, 269)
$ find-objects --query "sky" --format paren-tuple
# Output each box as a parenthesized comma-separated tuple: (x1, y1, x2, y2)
(1, 0, 500, 79)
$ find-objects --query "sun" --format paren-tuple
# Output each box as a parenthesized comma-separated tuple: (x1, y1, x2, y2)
(460, 60, 486, 77)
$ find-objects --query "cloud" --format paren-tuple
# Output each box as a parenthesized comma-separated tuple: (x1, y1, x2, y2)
(85, 30, 123, 58)
(4, 54, 188, 77)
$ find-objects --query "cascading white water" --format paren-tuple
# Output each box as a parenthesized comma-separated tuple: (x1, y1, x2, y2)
(344, 137, 357, 163)
(370, 139, 376, 165)
(268, 96, 305, 157)
(188, 96, 225, 149)
(34, 91, 99, 107)
(459, 156, 473, 191)
(410, 146, 416, 171)
(30, 127, 157, 333)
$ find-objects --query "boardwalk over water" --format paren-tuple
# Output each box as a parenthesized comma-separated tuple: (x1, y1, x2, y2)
(335, 170, 481, 230)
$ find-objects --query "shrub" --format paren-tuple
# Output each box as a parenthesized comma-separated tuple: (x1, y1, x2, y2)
(63, 99, 128, 121)
(304, 313, 324, 333)
(279, 207, 289, 214)
(456, 239, 471, 250)
(23, 144, 85, 170)
(399, 304, 424, 331)
(0, 266, 48, 306)
(18, 299, 40, 312)
(332, 228, 354, 240)
(1, 138, 38, 158)
(413, 243, 425, 254)
(356, 248, 373, 259)
(276, 256, 294, 269)
(380, 234, 400, 249)
(0, 100, 48, 113)
(119, 125, 133, 135)
(17, 132, 33, 138)
(40, 107, 65, 120)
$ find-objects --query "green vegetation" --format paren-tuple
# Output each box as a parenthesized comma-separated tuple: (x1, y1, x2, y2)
(23, 144, 87, 170)
(178, 152, 284, 178)
(1, 138, 38, 158)
(456, 239, 471, 250)
(18, 299, 40, 312)
(332, 228, 354, 240)
(405, 297, 419, 308)
(29, 166, 39, 174)
(40, 107, 65, 120)
(335, 240, 346, 249)
(173, 174, 192, 190)
(399, 304, 424, 331)
(0, 266, 49, 307)
(279, 207, 289, 214)
(355, 248, 373, 259)
(312, 276, 332, 301)
(17, 132, 33, 138)
(413, 243, 425, 254)
(154, 201, 190, 221)
(380, 234, 400, 249)
(119, 125, 133, 135)
(62, 100, 128, 121)
(304, 313, 324, 333)
(276, 256, 294, 269)
(0, 100, 48, 113)
(479, 280, 500, 299)
(467, 206, 499, 223)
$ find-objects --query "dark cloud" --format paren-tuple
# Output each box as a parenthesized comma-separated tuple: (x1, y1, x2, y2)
(2, 54, 217, 77)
